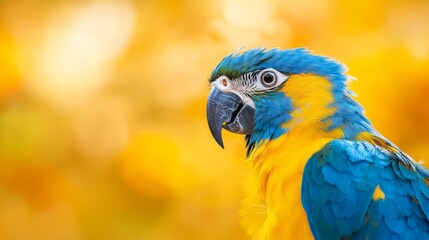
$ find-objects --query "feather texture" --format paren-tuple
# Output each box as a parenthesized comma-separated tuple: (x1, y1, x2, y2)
(302, 140, 429, 240)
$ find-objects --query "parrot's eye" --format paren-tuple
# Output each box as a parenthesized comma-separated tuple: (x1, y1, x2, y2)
(260, 71, 277, 87)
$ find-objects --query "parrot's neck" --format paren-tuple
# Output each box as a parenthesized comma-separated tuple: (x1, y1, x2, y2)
(241, 120, 343, 239)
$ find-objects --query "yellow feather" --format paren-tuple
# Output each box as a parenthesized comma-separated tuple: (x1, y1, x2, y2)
(241, 74, 344, 240)
(372, 185, 386, 201)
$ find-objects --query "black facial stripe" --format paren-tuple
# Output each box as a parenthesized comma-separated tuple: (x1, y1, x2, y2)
(251, 71, 260, 79)
(249, 85, 280, 95)
(239, 72, 256, 88)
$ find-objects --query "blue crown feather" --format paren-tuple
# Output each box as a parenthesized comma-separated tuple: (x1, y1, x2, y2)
(210, 48, 348, 89)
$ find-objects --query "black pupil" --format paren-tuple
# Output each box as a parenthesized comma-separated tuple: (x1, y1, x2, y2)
(264, 73, 274, 83)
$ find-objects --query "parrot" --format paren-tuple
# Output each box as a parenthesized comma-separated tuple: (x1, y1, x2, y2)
(206, 48, 429, 240)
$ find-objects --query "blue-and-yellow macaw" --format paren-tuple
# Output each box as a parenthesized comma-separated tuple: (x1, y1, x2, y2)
(206, 48, 429, 240)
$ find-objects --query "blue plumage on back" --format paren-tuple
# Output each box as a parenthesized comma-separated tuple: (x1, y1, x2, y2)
(302, 140, 429, 239)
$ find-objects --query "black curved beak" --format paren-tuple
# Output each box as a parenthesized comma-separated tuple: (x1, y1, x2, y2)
(206, 87, 254, 148)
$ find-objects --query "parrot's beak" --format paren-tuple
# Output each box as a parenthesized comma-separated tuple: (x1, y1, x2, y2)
(206, 87, 254, 148)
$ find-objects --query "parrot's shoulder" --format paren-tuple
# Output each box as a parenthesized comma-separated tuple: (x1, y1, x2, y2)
(324, 136, 429, 179)
(302, 138, 429, 239)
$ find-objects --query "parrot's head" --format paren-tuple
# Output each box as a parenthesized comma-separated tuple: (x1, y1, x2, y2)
(207, 48, 370, 153)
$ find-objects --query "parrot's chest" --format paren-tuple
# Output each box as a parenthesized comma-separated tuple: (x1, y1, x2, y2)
(241, 132, 339, 240)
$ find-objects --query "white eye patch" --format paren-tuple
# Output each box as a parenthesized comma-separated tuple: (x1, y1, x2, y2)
(252, 68, 289, 92)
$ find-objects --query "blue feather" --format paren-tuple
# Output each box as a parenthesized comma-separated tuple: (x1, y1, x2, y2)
(399, 162, 418, 180)
(385, 215, 405, 233)
(302, 140, 429, 239)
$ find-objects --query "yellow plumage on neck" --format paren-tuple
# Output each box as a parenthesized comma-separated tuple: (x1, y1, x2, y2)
(240, 74, 344, 239)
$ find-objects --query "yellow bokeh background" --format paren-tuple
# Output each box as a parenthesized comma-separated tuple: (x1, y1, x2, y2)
(0, 0, 428, 239)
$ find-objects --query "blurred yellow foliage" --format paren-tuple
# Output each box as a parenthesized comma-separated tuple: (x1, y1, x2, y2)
(0, 32, 20, 102)
(0, 0, 428, 239)
(118, 133, 187, 199)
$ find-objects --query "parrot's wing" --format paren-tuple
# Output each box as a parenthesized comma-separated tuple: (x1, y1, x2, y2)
(302, 139, 429, 240)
